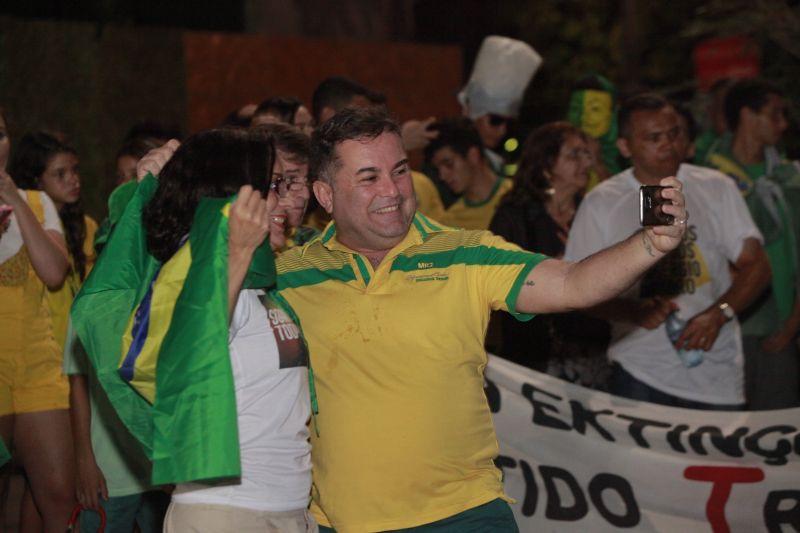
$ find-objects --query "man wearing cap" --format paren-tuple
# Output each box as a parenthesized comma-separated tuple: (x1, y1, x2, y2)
(458, 35, 542, 176)
(275, 107, 687, 532)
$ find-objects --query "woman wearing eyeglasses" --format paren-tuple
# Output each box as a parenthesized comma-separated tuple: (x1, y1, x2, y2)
(255, 123, 319, 251)
(489, 122, 611, 388)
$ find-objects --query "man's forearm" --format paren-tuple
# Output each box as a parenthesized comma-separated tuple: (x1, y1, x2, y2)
(563, 230, 665, 311)
(716, 246, 771, 316)
(519, 231, 667, 314)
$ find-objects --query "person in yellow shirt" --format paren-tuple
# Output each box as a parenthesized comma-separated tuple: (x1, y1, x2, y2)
(275, 107, 688, 532)
(0, 114, 76, 531)
(11, 131, 98, 348)
(426, 118, 513, 230)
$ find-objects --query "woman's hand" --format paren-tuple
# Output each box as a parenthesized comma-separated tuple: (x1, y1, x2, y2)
(228, 186, 273, 318)
(229, 185, 271, 255)
(136, 139, 180, 181)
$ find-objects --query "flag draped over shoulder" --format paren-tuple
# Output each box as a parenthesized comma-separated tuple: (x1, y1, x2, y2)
(72, 174, 275, 485)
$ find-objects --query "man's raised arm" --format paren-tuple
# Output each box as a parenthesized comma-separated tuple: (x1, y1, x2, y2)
(515, 176, 687, 315)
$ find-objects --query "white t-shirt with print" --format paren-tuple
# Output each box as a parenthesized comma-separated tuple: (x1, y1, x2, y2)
(564, 164, 763, 405)
(0, 189, 63, 264)
(172, 289, 311, 512)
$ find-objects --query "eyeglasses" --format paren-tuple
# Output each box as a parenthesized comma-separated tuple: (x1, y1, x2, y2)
(563, 148, 593, 162)
(488, 114, 511, 127)
(270, 173, 309, 197)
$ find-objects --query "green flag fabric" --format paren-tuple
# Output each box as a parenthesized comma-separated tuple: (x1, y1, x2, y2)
(93, 179, 139, 253)
(72, 174, 276, 484)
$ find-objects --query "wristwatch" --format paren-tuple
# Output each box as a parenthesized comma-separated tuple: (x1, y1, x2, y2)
(718, 302, 735, 322)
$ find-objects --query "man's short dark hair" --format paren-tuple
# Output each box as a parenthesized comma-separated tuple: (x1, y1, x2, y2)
(253, 122, 310, 163)
(424, 118, 483, 164)
(311, 76, 387, 124)
(724, 79, 784, 132)
(618, 93, 672, 139)
(310, 107, 400, 185)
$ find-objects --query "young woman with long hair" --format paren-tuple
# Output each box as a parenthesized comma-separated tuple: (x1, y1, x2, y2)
(0, 111, 75, 531)
(9, 131, 98, 348)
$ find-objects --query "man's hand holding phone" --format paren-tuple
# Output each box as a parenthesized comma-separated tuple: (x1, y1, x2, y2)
(639, 176, 687, 256)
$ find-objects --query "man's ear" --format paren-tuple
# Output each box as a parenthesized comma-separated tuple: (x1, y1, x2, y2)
(616, 137, 632, 159)
(313, 180, 334, 214)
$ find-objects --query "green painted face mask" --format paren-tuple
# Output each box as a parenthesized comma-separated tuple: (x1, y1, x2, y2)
(568, 89, 613, 138)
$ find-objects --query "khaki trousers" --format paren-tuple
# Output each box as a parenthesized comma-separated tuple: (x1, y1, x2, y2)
(164, 502, 318, 533)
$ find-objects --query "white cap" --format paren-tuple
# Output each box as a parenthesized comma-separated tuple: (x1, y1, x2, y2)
(458, 36, 543, 119)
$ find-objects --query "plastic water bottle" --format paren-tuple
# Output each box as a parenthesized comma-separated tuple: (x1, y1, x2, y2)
(664, 312, 704, 368)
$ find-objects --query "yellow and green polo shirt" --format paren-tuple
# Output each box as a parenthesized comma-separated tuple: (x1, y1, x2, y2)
(442, 177, 513, 230)
(274, 212, 548, 532)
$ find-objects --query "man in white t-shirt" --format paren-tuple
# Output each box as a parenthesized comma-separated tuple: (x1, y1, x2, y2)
(566, 93, 771, 409)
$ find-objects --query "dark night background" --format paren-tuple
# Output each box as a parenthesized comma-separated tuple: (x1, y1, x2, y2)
(2, 0, 799, 216)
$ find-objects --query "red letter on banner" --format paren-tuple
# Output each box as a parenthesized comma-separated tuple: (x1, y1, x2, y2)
(684, 466, 764, 533)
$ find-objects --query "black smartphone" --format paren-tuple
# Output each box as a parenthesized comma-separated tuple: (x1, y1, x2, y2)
(639, 186, 674, 226)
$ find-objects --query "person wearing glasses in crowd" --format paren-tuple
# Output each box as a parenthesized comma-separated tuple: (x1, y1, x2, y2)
(255, 122, 319, 250)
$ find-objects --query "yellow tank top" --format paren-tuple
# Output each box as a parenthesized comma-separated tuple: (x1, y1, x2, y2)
(0, 191, 59, 358)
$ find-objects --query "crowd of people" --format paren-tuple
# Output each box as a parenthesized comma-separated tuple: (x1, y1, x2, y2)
(0, 34, 797, 533)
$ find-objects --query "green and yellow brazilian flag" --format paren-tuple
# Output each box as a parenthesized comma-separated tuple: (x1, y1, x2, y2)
(71, 174, 275, 485)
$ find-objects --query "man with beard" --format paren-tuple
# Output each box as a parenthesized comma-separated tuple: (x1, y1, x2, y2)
(566, 93, 770, 409)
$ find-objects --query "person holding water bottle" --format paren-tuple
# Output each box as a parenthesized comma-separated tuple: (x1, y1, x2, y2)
(566, 93, 771, 410)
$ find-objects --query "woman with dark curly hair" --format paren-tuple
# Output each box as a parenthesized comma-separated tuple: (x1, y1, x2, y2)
(9, 131, 98, 349)
(0, 112, 75, 531)
(490, 122, 610, 387)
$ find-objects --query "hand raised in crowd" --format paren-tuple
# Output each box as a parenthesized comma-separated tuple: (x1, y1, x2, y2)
(136, 139, 180, 181)
(643, 176, 687, 255)
(228, 185, 274, 254)
(401, 117, 439, 151)
(634, 296, 678, 330)
(676, 306, 726, 352)
(75, 454, 108, 511)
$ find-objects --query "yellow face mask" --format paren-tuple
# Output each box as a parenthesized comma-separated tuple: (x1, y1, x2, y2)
(580, 90, 613, 138)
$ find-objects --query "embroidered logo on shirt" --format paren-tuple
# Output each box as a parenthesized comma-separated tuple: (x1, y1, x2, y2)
(406, 271, 449, 283)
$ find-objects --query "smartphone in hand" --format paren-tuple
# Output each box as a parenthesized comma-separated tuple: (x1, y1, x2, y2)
(639, 186, 674, 226)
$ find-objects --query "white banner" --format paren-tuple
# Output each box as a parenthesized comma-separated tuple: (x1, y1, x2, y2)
(487, 355, 800, 532)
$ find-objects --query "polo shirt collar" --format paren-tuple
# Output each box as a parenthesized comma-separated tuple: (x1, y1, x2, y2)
(311, 212, 436, 257)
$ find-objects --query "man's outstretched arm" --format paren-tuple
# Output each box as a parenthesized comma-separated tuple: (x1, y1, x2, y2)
(515, 176, 687, 315)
